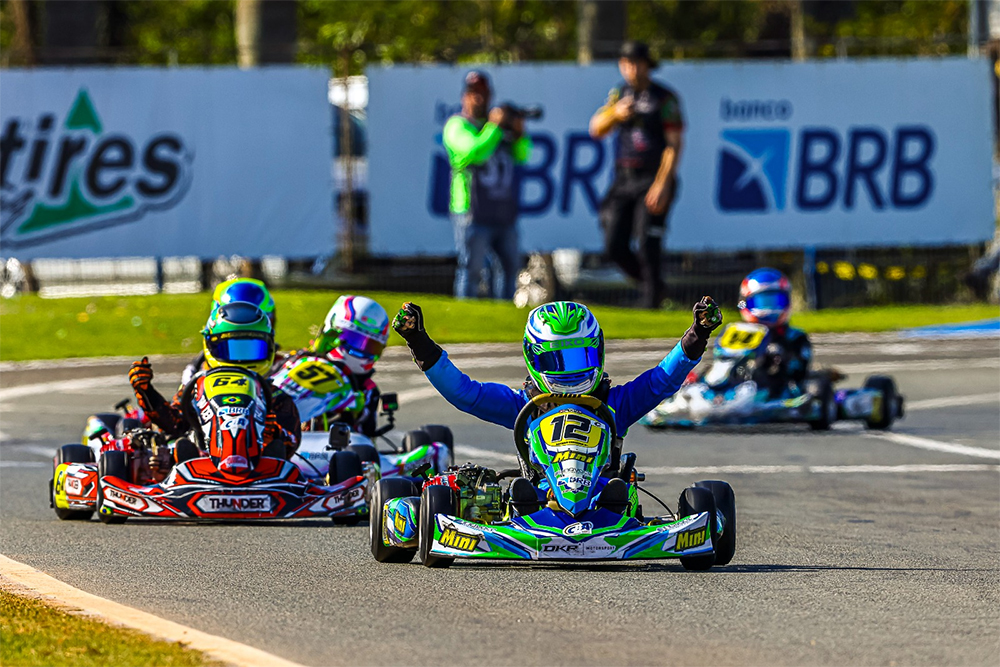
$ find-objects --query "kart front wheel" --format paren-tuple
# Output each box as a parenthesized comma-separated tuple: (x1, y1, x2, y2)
(807, 377, 836, 431)
(418, 485, 455, 568)
(863, 375, 899, 430)
(677, 486, 719, 571)
(402, 429, 432, 453)
(370, 478, 419, 563)
(694, 480, 736, 566)
(328, 451, 364, 526)
(97, 451, 129, 524)
(53, 444, 95, 521)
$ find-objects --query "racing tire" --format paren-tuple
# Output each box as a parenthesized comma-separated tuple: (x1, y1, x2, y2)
(402, 429, 433, 453)
(807, 376, 836, 431)
(863, 375, 899, 430)
(53, 444, 96, 521)
(676, 486, 719, 571)
(370, 478, 420, 563)
(694, 480, 736, 567)
(346, 444, 380, 466)
(328, 451, 364, 526)
(418, 484, 456, 568)
(173, 437, 201, 464)
(419, 425, 454, 451)
(97, 451, 129, 524)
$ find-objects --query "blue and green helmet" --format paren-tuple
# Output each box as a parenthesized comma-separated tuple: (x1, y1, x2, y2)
(523, 301, 604, 395)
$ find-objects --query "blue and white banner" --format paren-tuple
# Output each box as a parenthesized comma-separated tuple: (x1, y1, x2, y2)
(1, 67, 332, 259)
(367, 58, 994, 254)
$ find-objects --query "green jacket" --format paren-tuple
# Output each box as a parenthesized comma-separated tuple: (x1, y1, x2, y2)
(442, 115, 533, 215)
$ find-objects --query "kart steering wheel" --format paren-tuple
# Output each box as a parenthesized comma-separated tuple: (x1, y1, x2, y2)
(511, 393, 619, 479)
(179, 367, 273, 451)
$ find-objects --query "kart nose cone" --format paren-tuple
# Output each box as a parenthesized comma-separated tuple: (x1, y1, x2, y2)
(219, 455, 249, 474)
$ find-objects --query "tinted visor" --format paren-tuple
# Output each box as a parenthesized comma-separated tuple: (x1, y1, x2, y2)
(317, 329, 385, 360)
(533, 346, 601, 373)
(221, 283, 267, 308)
(746, 290, 789, 312)
(207, 336, 271, 363)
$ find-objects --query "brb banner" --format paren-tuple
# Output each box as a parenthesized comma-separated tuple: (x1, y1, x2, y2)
(1, 68, 331, 259)
(367, 58, 993, 254)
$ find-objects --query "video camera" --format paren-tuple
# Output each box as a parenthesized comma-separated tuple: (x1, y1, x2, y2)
(500, 103, 544, 121)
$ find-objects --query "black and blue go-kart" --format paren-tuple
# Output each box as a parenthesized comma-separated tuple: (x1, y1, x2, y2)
(369, 393, 737, 569)
(641, 322, 905, 431)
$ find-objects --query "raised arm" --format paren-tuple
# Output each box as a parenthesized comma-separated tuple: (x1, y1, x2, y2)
(392, 302, 526, 429)
(607, 297, 723, 429)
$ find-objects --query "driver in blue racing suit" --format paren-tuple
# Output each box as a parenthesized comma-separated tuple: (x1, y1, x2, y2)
(392, 297, 722, 514)
(738, 268, 812, 399)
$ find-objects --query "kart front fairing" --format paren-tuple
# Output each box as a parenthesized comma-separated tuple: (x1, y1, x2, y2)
(294, 432, 451, 482)
(97, 456, 367, 520)
(425, 507, 717, 561)
(643, 380, 816, 427)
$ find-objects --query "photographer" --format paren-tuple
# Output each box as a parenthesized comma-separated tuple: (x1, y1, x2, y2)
(443, 71, 533, 300)
(590, 41, 685, 309)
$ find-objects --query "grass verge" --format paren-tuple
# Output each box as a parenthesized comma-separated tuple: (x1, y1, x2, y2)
(0, 588, 219, 667)
(0, 290, 996, 362)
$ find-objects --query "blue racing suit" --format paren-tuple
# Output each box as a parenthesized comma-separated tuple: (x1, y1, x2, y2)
(423, 341, 699, 433)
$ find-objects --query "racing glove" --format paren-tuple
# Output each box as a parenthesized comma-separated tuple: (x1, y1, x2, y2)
(681, 296, 723, 360)
(392, 302, 443, 372)
(129, 357, 154, 391)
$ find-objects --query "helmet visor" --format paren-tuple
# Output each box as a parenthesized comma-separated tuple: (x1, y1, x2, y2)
(317, 329, 385, 360)
(220, 283, 268, 309)
(746, 290, 789, 313)
(207, 336, 271, 364)
(532, 346, 601, 373)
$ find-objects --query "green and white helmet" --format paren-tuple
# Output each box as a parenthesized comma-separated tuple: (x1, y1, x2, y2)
(523, 301, 605, 395)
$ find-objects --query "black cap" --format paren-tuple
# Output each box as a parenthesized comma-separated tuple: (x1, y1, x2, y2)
(463, 70, 491, 96)
(619, 41, 658, 69)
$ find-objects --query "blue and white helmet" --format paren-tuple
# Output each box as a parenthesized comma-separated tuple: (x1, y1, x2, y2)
(523, 302, 605, 395)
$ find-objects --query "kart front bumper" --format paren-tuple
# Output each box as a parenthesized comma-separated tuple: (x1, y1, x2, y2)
(426, 511, 715, 561)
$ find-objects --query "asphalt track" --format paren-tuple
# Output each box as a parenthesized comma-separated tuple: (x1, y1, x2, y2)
(1, 334, 998, 666)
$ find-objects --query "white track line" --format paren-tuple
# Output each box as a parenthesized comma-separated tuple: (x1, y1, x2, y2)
(905, 393, 998, 411)
(452, 444, 1000, 474)
(863, 432, 1000, 460)
(0, 375, 126, 401)
(0, 554, 308, 667)
(0, 461, 47, 468)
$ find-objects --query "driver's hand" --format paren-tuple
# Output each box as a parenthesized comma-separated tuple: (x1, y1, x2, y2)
(392, 302, 425, 341)
(129, 357, 153, 391)
(263, 413, 283, 444)
(693, 296, 723, 337)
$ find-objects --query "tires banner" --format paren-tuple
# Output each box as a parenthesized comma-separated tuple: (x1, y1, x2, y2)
(1, 67, 332, 259)
(367, 58, 994, 255)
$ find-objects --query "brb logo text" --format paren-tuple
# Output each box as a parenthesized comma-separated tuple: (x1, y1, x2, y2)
(715, 100, 935, 214)
(0, 88, 192, 248)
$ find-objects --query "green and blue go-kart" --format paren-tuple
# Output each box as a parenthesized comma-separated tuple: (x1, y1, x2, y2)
(369, 393, 736, 570)
(641, 322, 904, 431)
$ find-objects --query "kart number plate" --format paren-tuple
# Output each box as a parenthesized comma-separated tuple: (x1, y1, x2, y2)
(204, 373, 257, 400)
(537, 410, 607, 450)
(718, 325, 766, 352)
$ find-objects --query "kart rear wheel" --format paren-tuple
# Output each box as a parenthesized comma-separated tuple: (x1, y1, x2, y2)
(97, 451, 129, 524)
(347, 444, 380, 466)
(863, 375, 899, 430)
(419, 425, 454, 451)
(807, 377, 836, 431)
(370, 478, 419, 563)
(402, 429, 432, 453)
(418, 484, 455, 568)
(694, 480, 736, 566)
(676, 486, 718, 571)
(53, 444, 95, 521)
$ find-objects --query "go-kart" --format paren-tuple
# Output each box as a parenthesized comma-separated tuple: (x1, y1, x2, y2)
(369, 393, 737, 569)
(53, 367, 367, 524)
(271, 353, 454, 486)
(641, 322, 904, 431)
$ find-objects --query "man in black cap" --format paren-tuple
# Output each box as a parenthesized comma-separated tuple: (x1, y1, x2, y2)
(590, 41, 685, 309)
(443, 71, 533, 299)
